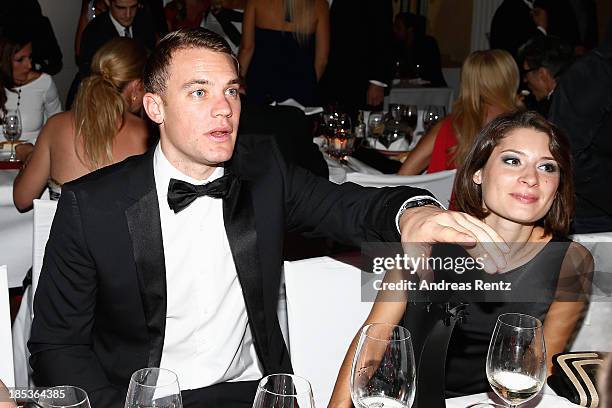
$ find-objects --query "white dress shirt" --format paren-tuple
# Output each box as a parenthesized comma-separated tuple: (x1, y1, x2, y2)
(153, 144, 263, 391)
(109, 12, 132, 37)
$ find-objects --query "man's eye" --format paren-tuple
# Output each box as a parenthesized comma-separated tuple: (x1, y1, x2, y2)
(192, 90, 205, 98)
(226, 88, 239, 97)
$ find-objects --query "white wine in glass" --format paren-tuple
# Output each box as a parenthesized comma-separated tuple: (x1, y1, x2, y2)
(251, 374, 314, 408)
(3, 109, 21, 162)
(350, 323, 416, 408)
(486, 313, 546, 408)
(124, 367, 183, 408)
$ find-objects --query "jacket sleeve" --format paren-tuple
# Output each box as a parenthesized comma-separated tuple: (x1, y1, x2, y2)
(28, 189, 124, 408)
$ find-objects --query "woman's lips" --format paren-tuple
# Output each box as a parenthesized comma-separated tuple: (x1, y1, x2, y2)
(510, 193, 538, 204)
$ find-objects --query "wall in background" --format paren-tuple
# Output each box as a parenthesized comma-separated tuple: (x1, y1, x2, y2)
(427, 0, 473, 67)
(38, 0, 81, 107)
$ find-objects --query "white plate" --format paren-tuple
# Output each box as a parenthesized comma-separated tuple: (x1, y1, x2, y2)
(446, 392, 581, 408)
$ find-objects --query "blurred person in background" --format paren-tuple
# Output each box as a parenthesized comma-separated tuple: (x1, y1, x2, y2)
(519, 35, 574, 117)
(320, 0, 393, 117)
(13, 38, 149, 211)
(548, 21, 612, 233)
(0, 24, 62, 144)
(165, 0, 211, 31)
(238, 0, 329, 106)
(392, 11, 446, 87)
(75, 0, 108, 61)
(203, 0, 246, 55)
(398, 49, 523, 175)
(0, 0, 63, 75)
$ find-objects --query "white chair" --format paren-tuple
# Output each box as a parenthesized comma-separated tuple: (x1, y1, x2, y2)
(345, 169, 457, 209)
(385, 87, 455, 114)
(284, 257, 375, 407)
(569, 232, 612, 352)
(12, 199, 58, 387)
(0, 265, 15, 388)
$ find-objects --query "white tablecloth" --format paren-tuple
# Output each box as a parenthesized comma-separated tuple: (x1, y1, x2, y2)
(0, 170, 32, 288)
(446, 385, 581, 407)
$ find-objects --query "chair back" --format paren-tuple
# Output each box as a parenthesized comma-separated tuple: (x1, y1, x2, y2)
(385, 87, 455, 113)
(0, 265, 15, 387)
(569, 232, 612, 351)
(283, 257, 374, 407)
(32, 199, 58, 297)
(345, 169, 457, 208)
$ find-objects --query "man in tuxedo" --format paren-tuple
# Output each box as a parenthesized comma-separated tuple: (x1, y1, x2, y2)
(319, 0, 394, 116)
(66, 0, 157, 108)
(29, 29, 506, 408)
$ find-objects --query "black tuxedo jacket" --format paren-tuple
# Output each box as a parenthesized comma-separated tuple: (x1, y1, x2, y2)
(29, 133, 428, 407)
(79, 11, 156, 76)
(319, 0, 394, 114)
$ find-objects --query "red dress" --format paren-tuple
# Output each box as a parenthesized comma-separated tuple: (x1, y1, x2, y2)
(426, 116, 458, 173)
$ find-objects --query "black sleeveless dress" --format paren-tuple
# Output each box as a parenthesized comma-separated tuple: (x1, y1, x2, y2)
(402, 237, 572, 397)
(245, 27, 318, 106)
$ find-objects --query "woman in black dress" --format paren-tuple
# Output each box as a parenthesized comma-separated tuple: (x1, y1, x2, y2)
(329, 110, 593, 406)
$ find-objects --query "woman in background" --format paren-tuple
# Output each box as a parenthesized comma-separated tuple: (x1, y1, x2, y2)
(13, 38, 149, 211)
(0, 27, 62, 143)
(238, 0, 329, 106)
(398, 49, 522, 175)
(330, 110, 592, 405)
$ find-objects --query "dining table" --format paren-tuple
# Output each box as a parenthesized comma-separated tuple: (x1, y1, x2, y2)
(446, 384, 582, 407)
(0, 165, 32, 288)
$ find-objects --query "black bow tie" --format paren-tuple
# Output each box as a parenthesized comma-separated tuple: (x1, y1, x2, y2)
(167, 175, 235, 213)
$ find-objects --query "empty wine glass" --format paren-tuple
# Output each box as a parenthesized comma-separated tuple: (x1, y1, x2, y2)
(35, 386, 91, 408)
(350, 323, 416, 408)
(486, 313, 546, 408)
(422, 105, 446, 132)
(124, 367, 183, 408)
(252, 374, 314, 408)
(3, 108, 21, 162)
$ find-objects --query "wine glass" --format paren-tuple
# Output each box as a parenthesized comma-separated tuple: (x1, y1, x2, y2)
(252, 374, 314, 408)
(486, 313, 546, 408)
(325, 112, 355, 160)
(350, 323, 416, 408)
(3, 109, 22, 162)
(35, 386, 91, 408)
(422, 105, 446, 132)
(124, 367, 183, 408)
(367, 111, 385, 148)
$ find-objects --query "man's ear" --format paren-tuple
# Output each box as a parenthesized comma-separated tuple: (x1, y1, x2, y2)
(473, 169, 482, 185)
(143, 93, 164, 124)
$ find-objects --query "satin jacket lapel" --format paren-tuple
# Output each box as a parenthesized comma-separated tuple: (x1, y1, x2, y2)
(124, 151, 167, 368)
(222, 172, 269, 371)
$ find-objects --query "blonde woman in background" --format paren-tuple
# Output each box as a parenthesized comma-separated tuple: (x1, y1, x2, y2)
(13, 38, 149, 211)
(398, 49, 523, 175)
(238, 0, 329, 106)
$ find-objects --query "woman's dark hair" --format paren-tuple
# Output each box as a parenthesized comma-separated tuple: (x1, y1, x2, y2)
(453, 110, 574, 237)
(0, 24, 33, 114)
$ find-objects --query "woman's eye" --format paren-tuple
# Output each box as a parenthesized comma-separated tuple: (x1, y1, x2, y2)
(539, 162, 558, 173)
(191, 89, 205, 98)
(503, 156, 520, 166)
(226, 88, 239, 97)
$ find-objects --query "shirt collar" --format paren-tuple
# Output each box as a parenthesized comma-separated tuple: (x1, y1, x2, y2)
(153, 143, 225, 198)
(109, 12, 132, 37)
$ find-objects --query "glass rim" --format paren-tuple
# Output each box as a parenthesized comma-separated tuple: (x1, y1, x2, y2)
(256, 373, 312, 398)
(129, 367, 179, 389)
(496, 312, 542, 330)
(36, 385, 89, 407)
(361, 323, 412, 342)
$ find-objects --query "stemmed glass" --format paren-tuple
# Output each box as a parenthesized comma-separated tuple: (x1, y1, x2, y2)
(486, 313, 546, 408)
(3, 108, 22, 162)
(252, 374, 315, 408)
(35, 386, 91, 408)
(350, 323, 416, 408)
(325, 112, 355, 160)
(422, 105, 446, 132)
(367, 111, 385, 148)
(124, 367, 183, 408)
